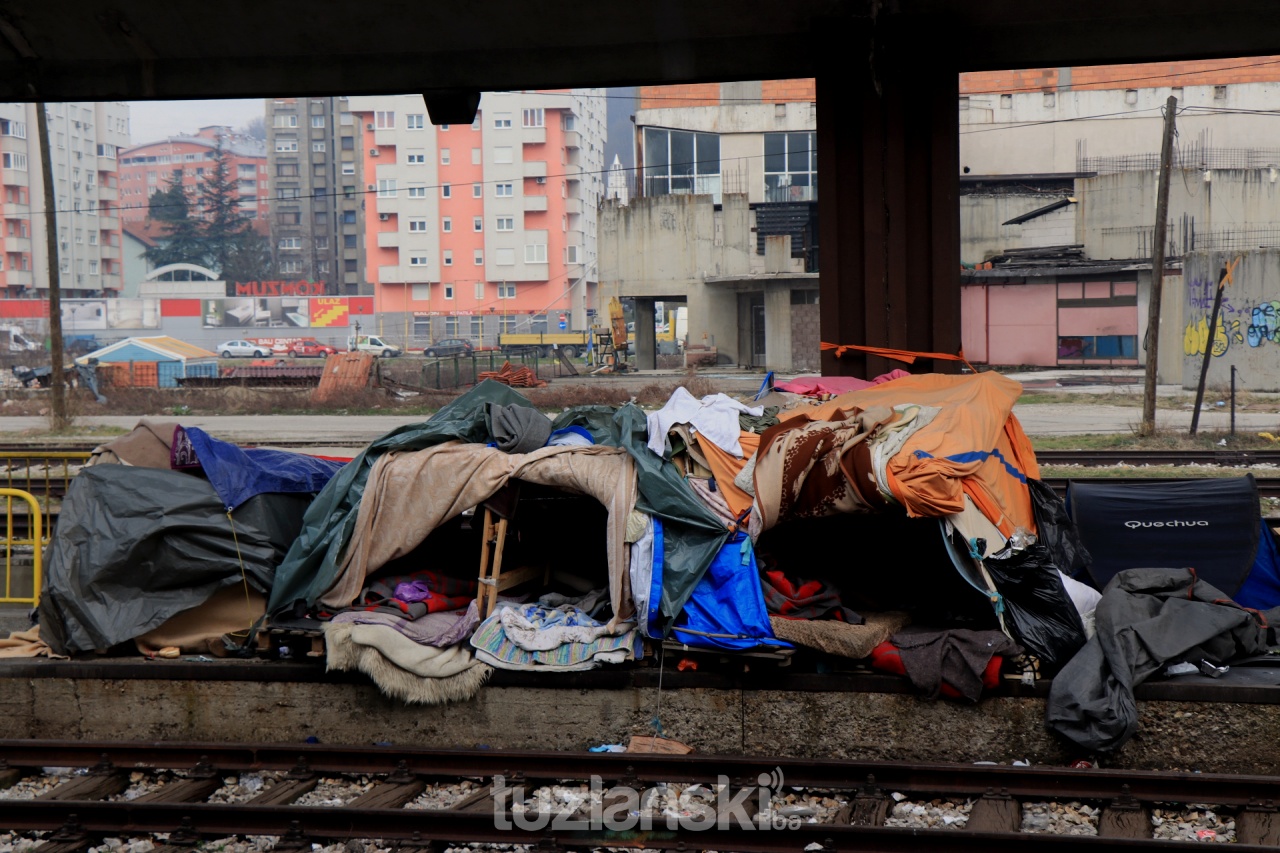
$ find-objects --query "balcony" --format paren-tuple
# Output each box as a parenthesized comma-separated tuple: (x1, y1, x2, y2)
(4, 270, 32, 286)
(96, 156, 116, 172)
(523, 195, 548, 212)
(100, 244, 120, 259)
(2, 168, 28, 186)
(563, 130, 581, 149)
(5, 236, 30, 253)
(376, 230, 400, 248)
(98, 215, 119, 229)
(523, 160, 547, 179)
(2, 203, 27, 217)
(378, 264, 404, 282)
(101, 273, 121, 290)
(373, 127, 398, 148)
(96, 184, 118, 201)
(374, 194, 400, 215)
(521, 126, 546, 145)
(563, 196, 582, 215)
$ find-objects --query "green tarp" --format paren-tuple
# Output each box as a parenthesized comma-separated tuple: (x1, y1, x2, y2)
(269, 381, 728, 633)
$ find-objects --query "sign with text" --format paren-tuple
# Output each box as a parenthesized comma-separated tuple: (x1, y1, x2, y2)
(228, 280, 329, 298)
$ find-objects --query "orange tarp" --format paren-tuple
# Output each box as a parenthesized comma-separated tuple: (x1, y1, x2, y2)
(800, 372, 1038, 537)
(697, 431, 760, 519)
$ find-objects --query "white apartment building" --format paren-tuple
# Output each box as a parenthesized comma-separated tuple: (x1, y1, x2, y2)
(0, 101, 129, 298)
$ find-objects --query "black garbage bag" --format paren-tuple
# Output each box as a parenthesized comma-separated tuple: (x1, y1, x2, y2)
(984, 540, 1087, 676)
(1029, 478, 1092, 581)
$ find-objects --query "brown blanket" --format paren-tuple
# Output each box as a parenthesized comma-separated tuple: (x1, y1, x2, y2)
(329, 442, 638, 630)
(134, 585, 265, 655)
(88, 419, 180, 468)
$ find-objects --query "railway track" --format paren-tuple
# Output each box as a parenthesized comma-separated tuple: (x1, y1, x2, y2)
(2, 740, 1280, 850)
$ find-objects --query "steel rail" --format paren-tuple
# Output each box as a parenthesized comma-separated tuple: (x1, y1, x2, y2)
(2, 741, 1280, 808)
(3, 799, 1267, 852)
(1037, 449, 1280, 467)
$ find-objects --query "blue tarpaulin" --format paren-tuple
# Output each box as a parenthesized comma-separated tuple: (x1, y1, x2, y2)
(647, 520, 789, 652)
(180, 426, 347, 510)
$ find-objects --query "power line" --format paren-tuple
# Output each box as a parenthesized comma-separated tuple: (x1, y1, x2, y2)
(958, 56, 1280, 97)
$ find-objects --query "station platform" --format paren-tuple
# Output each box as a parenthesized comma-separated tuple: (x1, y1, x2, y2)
(4, 637, 1280, 776)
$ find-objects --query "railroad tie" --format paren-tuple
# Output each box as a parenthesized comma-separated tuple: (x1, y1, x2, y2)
(346, 761, 425, 809)
(32, 813, 91, 853)
(965, 787, 1021, 834)
(0, 759, 21, 791)
(1098, 784, 1151, 839)
(244, 756, 319, 806)
(834, 774, 890, 826)
(1237, 800, 1280, 846)
(37, 755, 127, 801)
(131, 757, 222, 804)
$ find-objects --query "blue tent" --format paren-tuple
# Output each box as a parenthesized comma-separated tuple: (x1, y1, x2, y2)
(176, 426, 347, 510)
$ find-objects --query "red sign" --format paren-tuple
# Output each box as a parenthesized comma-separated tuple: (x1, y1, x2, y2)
(231, 280, 328, 297)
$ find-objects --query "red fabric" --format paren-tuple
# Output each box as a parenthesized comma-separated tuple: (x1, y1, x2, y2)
(774, 370, 910, 398)
(869, 640, 1002, 700)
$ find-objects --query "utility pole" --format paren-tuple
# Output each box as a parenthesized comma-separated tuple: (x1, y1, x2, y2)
(34, 103, 67, 431)
(1139, 95, 1177, 437)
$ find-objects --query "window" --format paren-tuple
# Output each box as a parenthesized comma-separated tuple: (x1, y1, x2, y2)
(412, 283, 431, 301)
(410, 255, 429, 266)
(0, 119, 26, 138)
(280, 260, 302, 273)
(496, 216, 514, 231)
(495, 183, 513, 197)
(315, 236, 329, 249)
(274, 114, 298, 128)
(278, 211, 301, 225)
(763, 131, 817, 202)
(343, 234, 358, 249)
(89, 260, 99, 275)
(473, 217, 483, 232)
(524, 244, 547, 263)
(443, 250, 453, 266)
(344, 258, 358, 272)
(342, 162, 355, 175)
(497, 283, 515, 299)
(475, 281, 485, 300)
(407, 186, 427, 198)
(276, 163, 299, 177)
(342, 210, 357, 224)
(474, 249, 484, 265)
(565, 245, 580, 263)
(472, 148, 482, 165)
(407, 152, 426, 165)
(375, 111, 395, 129)
(643, 128, 720, 199)
(563, 114, 577, 131)
(440, 149, 450, 165)
(442, 217, 452, 232)
(316, 261, 330, 274)
(493, 113, 513, 129)
(311, 115, 325, 128)
(275, 138, 299, 152)
(472, 183, 482, 198)
(409, 219, 428, 232)
(378, 179, 397, 198)
(500, 315, 518, 334)
(444, 285, 454, 299)
(495, 248, 515, 265)
(2, 152, 27, 171)
(406, 114, 425, 130)
(341, 136, 354, 150)
(522, 108, 544, 128)
(312, 142, 326, 152)
(277, 187, 300, 199)
(441, 184, 452, 198)
(471, 316, 483, 338)
(440, 124, 450, 131)
(494, 146, 513, 164)
(279, 237, 302, 250)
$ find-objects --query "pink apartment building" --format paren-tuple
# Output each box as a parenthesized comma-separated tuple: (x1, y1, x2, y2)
(348, 92, 604, 347)
(119, 126, 269, 231)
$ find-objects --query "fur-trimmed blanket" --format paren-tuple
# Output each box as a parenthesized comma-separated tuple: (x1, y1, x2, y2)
(324, 621, 491, 705)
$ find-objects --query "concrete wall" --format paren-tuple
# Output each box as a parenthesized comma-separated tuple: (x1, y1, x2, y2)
(959, 81, 1280, 176)
(960, 194, 1077, 264)
(790, 302, 819, 371)
(1181, 249, 1280, 391)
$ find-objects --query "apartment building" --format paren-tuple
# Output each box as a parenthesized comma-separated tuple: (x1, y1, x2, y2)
(0, 101, 129, 298)
(266, 97, 367, 295)
(347, 90, 605, 345)
(119, 127, 268, 229)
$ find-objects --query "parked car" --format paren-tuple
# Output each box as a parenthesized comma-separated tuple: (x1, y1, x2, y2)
(287, 340, 339, 358)
(423, 338, 474, 358)
(217, 340, 271, 358)
(347, 335, 403, 358)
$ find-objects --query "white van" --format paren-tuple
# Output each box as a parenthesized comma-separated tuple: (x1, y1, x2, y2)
(347, 334, 402, 358)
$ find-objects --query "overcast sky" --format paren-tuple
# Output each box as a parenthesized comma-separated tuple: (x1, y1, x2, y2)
(127, 99, 264, 144)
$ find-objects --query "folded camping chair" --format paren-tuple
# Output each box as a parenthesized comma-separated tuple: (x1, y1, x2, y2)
(1068, 476, 1263, 598)
(475, 480, 551, 617)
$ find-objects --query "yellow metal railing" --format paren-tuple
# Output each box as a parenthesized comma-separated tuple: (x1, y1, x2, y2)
(0, 452, 89, 545)
(0, 488, 42, 605)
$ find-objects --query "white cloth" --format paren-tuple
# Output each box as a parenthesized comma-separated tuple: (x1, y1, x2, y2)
(1058, 570, 1103, 639)
(628, 513, 655, 635)
(645, 387, 762, 459)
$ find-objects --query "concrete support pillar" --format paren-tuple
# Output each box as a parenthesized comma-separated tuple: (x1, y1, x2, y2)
(764, 286, 792, 371)
(817, 23, 960, 378)
(687, 286, 736, 365)
(634, 297, 657, 370)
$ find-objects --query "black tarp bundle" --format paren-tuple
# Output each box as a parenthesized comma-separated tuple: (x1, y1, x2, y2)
(38, 465, 310, 655)
(1046, 567, 1280, 753)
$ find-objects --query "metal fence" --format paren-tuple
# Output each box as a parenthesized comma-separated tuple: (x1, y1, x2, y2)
(1080, 143, 1280, 174)
(417, 350, 571, 390)
(0, 488, 43, 606)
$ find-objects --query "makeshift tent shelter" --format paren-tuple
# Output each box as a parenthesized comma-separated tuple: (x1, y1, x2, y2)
(1068, 475, 1280, 609)
(38, 423, 346, 655)
(75, 336, 218, 387)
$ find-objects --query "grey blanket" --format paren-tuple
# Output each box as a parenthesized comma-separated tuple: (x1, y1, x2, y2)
(1046, 568, 1279, 752)
(487, 403, 551, 453)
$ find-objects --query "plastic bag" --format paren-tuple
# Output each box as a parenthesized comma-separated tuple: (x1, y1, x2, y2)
(984, 542, 1087, 676)
(1028, 478, 1092, 581)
